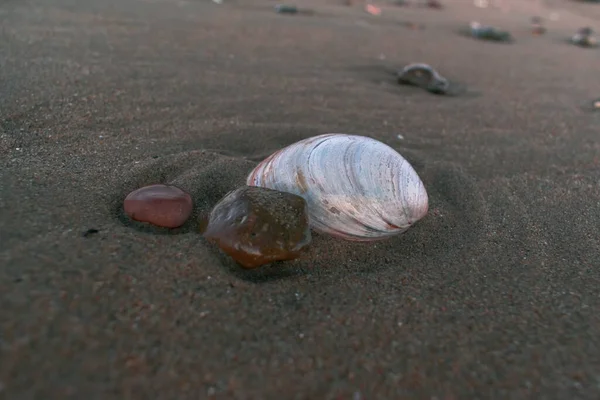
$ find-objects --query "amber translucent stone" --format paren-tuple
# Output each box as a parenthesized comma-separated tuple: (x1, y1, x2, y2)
(203, 186, 311, 268)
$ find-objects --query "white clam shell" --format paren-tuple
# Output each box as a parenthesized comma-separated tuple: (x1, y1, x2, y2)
(246, 134, 428, 241)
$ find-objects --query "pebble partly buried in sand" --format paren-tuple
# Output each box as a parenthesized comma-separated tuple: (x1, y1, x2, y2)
(531, 16, 546, 35)
(274, 4, 315, 16)
(397, 63, 450, 95)
(424, 0, 443, 9)
(275, 4, 298, 14)
(124, 184, 193, 228)
(202, 186, 312, 269)
(570, 27, 598, 47)
(468, 21, 513, 42)
(402, 21, 426, 30)
(247, 134, 429, 241)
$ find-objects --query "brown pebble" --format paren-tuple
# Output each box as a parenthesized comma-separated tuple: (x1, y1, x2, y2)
(124, 184, 193, 228)
(202, 186, 311, 269)
(532, 26, 546, 35)
(426, 0, 443, 9)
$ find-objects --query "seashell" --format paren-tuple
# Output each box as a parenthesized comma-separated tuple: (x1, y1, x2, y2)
(246, 134, 428, 241)
(397, 63, 449, 95)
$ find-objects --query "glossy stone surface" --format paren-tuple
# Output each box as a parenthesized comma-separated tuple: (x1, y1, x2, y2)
(124, 184, 193, 228)
(203, 186, 311, 269)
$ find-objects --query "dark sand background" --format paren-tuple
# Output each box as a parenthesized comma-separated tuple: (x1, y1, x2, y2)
(1, 0, 600, 398)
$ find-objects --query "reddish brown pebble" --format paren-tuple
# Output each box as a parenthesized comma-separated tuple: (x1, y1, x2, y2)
(426, 0, 443, 9)
(202, 186, 311, 269)
(531, 18, 546, 36)
(124, 184, 193, 228)
(532, 26, 546, 35)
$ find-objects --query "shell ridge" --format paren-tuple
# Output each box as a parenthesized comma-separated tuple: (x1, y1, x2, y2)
(397, 158, 413, 226)
(360, 144, 398, 230)
(359, 142, 387, 230)
(304, 135, 332, 232)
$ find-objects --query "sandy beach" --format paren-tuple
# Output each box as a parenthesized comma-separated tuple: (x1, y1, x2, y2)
(1, 0, 600, 398)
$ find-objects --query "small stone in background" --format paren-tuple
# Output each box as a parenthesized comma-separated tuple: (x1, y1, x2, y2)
(398, 63, 450, 95)
(425, 0, 443, 9)
(83, 228, 99, 237)
(274, 4, 315, 15)
(365, 3, 382, 15)
(124, 184, 193, 228)
(203, 186, 311, 269)
(402, 21, 426, 30)
(570, 27, 598, 48)
(275, 4, 298, 14)
(468, 21, 513, 43)
(531, 16, 546, 35)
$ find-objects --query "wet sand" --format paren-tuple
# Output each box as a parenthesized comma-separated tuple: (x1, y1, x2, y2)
(1, 0, 600, 398)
